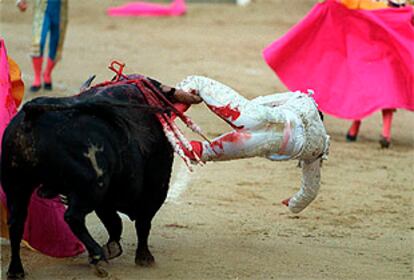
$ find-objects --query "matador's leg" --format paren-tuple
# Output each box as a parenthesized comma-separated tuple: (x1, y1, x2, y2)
(177, 76, 292, 161)
(193, 126, 287, 162)
(176, 75, 273, 130)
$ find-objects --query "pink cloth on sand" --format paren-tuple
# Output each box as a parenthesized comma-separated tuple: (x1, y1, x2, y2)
(107, 0, 186, 17)
(263, 0, 414, 120)
(0, 38, 85, 257)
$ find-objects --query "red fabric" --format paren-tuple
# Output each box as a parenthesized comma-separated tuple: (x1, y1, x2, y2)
(22, 193, 85, 257)
(183, 141, 203, 161)
(170, 103, 190, 121)
(0, 38, 85, 257)
(107, 0, 186, 17)
(263, 0, 414, 120)
(0, 39, 17, 141)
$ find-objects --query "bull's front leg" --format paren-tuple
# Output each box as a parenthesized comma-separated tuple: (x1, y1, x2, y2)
(95, 207, 123, 260)
(134, 219, 155, 266)
(64, 196, 108, 278)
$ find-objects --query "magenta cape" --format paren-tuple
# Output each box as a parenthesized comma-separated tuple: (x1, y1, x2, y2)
(263, 0, 414, 120)
(0, 39, 84, 257)
(0, 40, 16, 141)
(107, 0, 186, 17)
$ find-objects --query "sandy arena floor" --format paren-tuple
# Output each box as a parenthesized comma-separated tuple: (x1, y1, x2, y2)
(1, 0, 413, 279)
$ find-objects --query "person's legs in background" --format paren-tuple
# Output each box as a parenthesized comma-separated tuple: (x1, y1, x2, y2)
(346, 109, 394, 148)
(379, 109, 394, 148)
(30, 16, 50, 91)
(43, 0, 62, 90)
(30, 56, 43, 92)
(30, 1, 50, 92)
(30, 0, 67, 92)
(346, 120, 361, 142)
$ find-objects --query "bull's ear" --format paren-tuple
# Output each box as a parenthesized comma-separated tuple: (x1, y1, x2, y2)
(80, 75, 96, 91)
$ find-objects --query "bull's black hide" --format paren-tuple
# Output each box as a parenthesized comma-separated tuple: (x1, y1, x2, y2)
(1, 81, 174, 279)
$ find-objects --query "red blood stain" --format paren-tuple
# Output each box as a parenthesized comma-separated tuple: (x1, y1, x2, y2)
(170, 103, 190, 121)
(208, 104, 244, 129)
(281, 197, 291, 207)
(279, 121, 291, 154)
(210, 131, 251, 151)
(208, 104, 240, 120)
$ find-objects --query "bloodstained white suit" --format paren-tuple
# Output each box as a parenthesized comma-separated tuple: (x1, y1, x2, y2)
(176, 76, 330, 213)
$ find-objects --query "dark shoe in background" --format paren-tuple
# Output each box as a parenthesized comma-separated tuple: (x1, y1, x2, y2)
(43, 82, 53, 90)
(379, 135, 390, 149)
(346, 133, 357, 142)
(30, 84, 41, 92)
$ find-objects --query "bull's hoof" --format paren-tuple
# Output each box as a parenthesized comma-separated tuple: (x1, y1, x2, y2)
(103, 241, 123, 260)
(90, 263, 108, 278)
(6, 272, 25, 280)
(88, 253, 108, 277)
(135, 250, 155, 267)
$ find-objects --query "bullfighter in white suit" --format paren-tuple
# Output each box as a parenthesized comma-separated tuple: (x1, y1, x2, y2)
(176, 76, 330, 213)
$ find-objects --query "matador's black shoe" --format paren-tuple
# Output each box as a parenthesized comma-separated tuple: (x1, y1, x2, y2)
(379, 135, 390, 149)
(30, 84, 41, 92)
(346, 133, 357, 142)
(43, 82, 53, 90)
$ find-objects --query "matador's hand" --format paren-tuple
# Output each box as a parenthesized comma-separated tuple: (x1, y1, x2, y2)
(16, 0, 28, 12)
(174, 89, 202, 104)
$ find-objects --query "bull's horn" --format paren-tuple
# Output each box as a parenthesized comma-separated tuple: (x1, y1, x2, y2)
(80, 75, 96, 91)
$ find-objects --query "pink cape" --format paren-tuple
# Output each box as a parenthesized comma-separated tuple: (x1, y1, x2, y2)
(263, 0, 414, 120)
(0, 38, 84, 257)
(107, 0, 186, 17)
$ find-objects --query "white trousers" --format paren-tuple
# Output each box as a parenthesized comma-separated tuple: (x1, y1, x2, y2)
(176, 76, 330, 213)
(177, 76, 301, 161)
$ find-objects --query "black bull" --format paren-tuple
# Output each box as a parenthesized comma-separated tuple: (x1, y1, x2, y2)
(1, 82, 175, 279)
